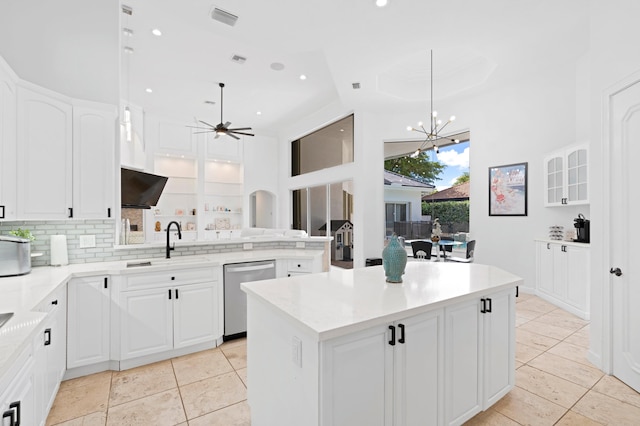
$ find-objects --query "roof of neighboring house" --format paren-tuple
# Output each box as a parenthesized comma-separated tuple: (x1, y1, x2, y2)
(384, 170, 435, 189)
(422, 181, 470, 202)
(319, 220, 353, 232)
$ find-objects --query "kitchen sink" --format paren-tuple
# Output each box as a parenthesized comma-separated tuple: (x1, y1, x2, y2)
(126, 256, 210, 268)
(0, 312, 14, 330)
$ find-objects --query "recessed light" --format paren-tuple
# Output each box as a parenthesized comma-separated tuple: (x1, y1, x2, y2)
(376, 0, 388, 7)
(145, 88, 153, 93)
(256, 111, 262, 115)
(299, 74, 307, 80)
(151, 28, 162, 36)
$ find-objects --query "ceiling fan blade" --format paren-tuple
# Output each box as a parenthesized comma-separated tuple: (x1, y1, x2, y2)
(224, 121, 231, 128)
(214, 133, 221, 139)
(193, 131, 215, 134)
(199, 119, 217, 128)
(228, 127, 252, 131)
(227, 133, 240, 140)
(186, 125, 214, 130)
(230, 131, 255, 137)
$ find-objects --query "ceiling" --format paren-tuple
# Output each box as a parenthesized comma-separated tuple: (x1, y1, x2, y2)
(120, 0, 589, 137)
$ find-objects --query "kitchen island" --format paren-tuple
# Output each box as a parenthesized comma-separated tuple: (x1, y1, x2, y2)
(242, 262, 523, 426)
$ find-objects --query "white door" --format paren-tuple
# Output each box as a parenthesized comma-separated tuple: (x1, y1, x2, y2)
(173, 282, 218, 349)
(610, 76, 640, 392)
(120, 288, 173, 359)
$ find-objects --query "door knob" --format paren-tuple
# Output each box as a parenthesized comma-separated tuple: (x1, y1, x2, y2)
(610, 267, 622, 277)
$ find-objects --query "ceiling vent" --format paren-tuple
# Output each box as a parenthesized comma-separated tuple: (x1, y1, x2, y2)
(231, 54, 247, 64)
(352, 82, 361, 89)
(211, 8, 239, 26)
(122, 5, 132, 15)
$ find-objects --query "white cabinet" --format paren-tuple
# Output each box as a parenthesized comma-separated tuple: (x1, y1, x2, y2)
(321, 310, 442, 426)
(119, 267, 220, 361)
(535, 240, 590, 319)
(72, 101, 117, 219)
(67, 276, 111, 370)
(33, 285, 67, 422)
(202, 160, 244, 238)
(16, 85, 73, 219)
(147, 114, 196, 157)
(544, 144, 588, 206)
(0, 60, 17, 221)
(0, 346, 35, 426)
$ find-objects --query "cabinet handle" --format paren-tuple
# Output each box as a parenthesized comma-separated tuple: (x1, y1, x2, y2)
(516, 286, 519, 298)
(104, 277, 108, 289)
(2, 409, 15, 426)
(107, 207, 111, 218)
(388, 325, 396, 346)
(480, 298, 486, 313)
(168, 289, 172, 300)
(562, 198, 567, 204)
(68, 207, 73, 218)
(51, 300, 58, 305)
(171, 276, 175, 281)
(486, 298, 492, 313)
(547, 243, 550, 249)
(175, 289, 179, 299)
(398, 323, 405, 344)
(44, 328, 51, 346)
(9, 401, 20, 426)
(0, 205, 5, 219)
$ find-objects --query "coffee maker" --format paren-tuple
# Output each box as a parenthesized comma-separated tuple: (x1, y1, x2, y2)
(574, 213, 590, 243)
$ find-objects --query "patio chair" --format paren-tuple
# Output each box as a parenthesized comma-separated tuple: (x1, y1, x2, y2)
(411, 240, 433, 260)
(449, 240, 476, 263)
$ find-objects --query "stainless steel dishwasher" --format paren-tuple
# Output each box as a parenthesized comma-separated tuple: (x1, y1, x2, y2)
(223, 259, 276, 340)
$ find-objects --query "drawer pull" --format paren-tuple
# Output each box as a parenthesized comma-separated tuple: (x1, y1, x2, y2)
(9, 401, 20, 426)
(44, 328, 52, 346)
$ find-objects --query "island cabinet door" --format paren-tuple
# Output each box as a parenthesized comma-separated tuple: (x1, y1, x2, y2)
(320, 325, 394, 426)
(393, 309, 444, 426)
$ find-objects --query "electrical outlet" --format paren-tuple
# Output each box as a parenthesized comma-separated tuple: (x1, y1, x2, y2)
(292, 336, 302, 367)
(243, 242, 253, 250)
(296, 241, 305, 249)
(79, 235, 96, 248)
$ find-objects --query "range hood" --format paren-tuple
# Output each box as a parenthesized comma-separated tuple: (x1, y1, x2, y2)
(121, 168, 168, 209)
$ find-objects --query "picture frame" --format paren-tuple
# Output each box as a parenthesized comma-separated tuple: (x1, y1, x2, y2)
(489, 162, 528, 216)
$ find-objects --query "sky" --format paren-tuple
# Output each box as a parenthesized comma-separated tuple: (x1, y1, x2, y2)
(431, 141, 470, 191)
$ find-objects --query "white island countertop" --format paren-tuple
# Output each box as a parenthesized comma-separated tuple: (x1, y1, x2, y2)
(242, 261, 523, 340)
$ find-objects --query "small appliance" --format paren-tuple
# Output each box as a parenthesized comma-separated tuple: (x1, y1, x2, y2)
(573, 213, 590, 243)
(0, 235, 31, 277)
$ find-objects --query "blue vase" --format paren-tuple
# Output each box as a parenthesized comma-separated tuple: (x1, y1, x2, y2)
(382, 234, 407, 283)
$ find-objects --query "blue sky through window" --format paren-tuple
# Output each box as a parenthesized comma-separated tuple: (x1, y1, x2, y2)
(432, 141, 470, 191)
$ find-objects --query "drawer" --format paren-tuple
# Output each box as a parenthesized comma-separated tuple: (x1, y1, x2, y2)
(122, 267, 216, 291)
(287, 259, 313, 273)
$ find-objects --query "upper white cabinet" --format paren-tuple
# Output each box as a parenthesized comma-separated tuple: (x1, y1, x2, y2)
(0, 60, 16, 220)
(16, 85, 73, 219)
(147, 114, 196, 157)
(72, 101, 117, 219)
(544, 144, 588, 206)
(203, 131, 244, 162)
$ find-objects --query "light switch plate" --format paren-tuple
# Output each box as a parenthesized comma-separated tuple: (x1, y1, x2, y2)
(243, 242, 253, 250)
(292, 336, 302, 367)
(296, 241, 305, 249)
(79, 235, 96, 248)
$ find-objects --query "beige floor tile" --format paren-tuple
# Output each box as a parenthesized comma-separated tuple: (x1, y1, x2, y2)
(492, 386, 566, 426)
(515, 316, 531, 327)
(528, 353, 604, 388)
(515, 292, 536, 302)
(171, 348, 234, 387)
(573, 390, 640, 425)
(59, 371, 112, 392)
(463, 408, 520, 425)
(48, 411, 107, 426)
(188, 401, 251, 426)
(180, 371, 247, 419)
(515, 365, 588, 408)
(592, 375, 640, 409)
(516, 308, 545, 320)
(564, 326, 590, 348)
(515, 361, 524, 370)
(106, 389, 186, 426)
(516, 298, 558, 314)
(47, 378, 110, 425)
(219, 337, 247, 350)
(534, 312, 588, 331)
(236, 367, 248, 387)
(221, 344, 247, 370)
(518, 320, 576, 341)
(110, 360, 177, 407)
(555, 410, 604, 425)
(547, 341, 594, 367)
(516, 342, 544, 364)
(516, 328, 560, 351)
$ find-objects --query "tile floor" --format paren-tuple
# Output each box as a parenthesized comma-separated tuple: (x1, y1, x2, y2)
(46, 294, 640, 425)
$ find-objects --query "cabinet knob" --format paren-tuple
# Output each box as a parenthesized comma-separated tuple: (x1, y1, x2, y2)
(51, 300, 58, 305)
(610, 267, 623, 277)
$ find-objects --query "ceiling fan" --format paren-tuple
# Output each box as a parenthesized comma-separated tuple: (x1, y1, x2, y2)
(187, 82, 254, 140)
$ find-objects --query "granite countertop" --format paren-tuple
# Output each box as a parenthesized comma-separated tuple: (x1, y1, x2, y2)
(0, 249, 323, 379)
(242, 262, 523, 341)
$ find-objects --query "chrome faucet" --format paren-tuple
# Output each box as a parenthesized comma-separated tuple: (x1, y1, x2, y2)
(166, 221, 182, 259)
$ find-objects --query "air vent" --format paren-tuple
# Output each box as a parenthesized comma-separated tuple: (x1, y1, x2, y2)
(204, 100, 216, 105)
(122, 5, 132, 15)
(211, 7, 238, 26)
(352, 82, 361, 89)
(231, 54, 247, 64)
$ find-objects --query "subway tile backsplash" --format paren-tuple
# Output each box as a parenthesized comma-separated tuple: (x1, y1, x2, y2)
(0, 220, 325, 268)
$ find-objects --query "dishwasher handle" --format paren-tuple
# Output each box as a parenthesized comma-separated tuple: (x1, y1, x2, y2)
(226, 263, 275, 273)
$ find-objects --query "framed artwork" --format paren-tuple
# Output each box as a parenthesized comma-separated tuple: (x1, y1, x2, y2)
(489, 162, 528, 216)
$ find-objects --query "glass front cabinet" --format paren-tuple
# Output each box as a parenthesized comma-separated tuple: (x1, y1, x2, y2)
(544, 144, 588, 207)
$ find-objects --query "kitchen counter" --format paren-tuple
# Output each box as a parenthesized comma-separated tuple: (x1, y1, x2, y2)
(0, 249, 323, 379)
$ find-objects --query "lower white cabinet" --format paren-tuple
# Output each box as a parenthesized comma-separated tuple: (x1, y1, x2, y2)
(0, 346, 35, 426)
(33, 285, 67, 423)
(67, 276, 111, 369)
(119, 269, 220, 361)
(535, 240, 590, 319)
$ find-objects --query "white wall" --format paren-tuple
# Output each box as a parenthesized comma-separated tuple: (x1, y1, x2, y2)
(384, 187, 425, 222)
(243, 135, 279, 227)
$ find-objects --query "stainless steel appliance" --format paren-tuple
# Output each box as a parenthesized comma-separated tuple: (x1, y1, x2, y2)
(0, 235, 31, 277)
(574, 213, 590, 243)
(223, 259, 276, 340)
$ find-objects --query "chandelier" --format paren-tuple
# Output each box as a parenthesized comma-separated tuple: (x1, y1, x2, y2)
(407, 50, 459, 158)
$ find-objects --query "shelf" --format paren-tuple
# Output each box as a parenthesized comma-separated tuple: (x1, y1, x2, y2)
(204, 211, 241, 215)
(153, 215, 197, 218)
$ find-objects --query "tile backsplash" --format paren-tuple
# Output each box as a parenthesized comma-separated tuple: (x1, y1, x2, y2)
(0, 220, 325, 267)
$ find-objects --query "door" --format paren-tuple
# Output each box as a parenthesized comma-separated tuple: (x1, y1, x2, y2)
(536, 242, 555, 295)
(120, 288, 173, 359)
(610, 76, 640, 391)
(173, 282, 218, 348)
